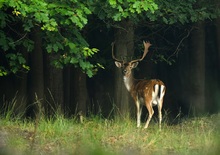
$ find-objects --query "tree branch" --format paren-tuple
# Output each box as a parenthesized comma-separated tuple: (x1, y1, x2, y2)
(167, 27, 194, 60)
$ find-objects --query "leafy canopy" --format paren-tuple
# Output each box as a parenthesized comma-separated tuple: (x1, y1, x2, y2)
(0, 0, 99, 77)
(93, 0, 158, 21)
(0, 0, 219, 77)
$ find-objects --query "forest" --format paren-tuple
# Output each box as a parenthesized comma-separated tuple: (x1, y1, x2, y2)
(0, 0, 220, 120)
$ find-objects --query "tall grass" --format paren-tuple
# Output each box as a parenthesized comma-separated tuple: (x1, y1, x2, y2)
(0, 111, 220, 155)
(0, 95, 219, 154)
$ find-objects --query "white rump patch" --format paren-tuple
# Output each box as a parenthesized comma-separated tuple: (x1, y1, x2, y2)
(157, 85, 165, 107)
(152, 84, 159, 105)
(160, 85, 165, 99)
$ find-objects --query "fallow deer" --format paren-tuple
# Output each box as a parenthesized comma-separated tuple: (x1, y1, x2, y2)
(112, 41, 166, 129)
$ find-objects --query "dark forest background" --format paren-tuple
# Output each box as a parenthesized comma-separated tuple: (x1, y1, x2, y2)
(0, 0, 220, 121)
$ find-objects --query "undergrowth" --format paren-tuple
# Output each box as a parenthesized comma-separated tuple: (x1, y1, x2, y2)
(0, 112, 220, 155)
(0, 95, 220, 154)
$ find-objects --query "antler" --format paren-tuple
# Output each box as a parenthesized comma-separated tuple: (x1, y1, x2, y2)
(130, 41, 151, 63)
(111, 42, 123, 62)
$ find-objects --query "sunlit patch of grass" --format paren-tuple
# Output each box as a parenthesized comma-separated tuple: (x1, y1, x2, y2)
(0, 113, 220, 155)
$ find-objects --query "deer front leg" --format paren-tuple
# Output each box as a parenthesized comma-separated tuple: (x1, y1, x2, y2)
(136, 100, 142, 128)
(144, 103, 154, 129)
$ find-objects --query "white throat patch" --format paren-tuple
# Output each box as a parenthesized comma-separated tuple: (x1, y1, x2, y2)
(123, 76, 131, 91)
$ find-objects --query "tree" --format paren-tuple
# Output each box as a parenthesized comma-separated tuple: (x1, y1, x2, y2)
(215, 17, 220, 111)
(72, 68, 89, 117)
(190, 22, 205, 115)
(44, 52, 64, 116)
(27, 26, 44, 117)
(113, 20, 135, 117)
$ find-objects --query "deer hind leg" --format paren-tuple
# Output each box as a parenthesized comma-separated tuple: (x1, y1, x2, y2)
(158, 103, 162, 130)
(144, 102, 154, 129)
(144, 84, 159, 129)
(158, 85, 166, 130)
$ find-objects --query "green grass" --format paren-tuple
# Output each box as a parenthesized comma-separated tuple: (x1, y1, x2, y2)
(0, 114, 220, 155)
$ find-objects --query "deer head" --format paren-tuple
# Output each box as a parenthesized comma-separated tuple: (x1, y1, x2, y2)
(112, 41, 152, 78)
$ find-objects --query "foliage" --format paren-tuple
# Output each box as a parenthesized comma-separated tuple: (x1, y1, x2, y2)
(92, 0, 158, 22)
(92, 0, 220, 25)
(0, 0, 220, 76)
(151, 0, 220, 24)
(6, 53, 30, 74)
(0, 0, 100, 77)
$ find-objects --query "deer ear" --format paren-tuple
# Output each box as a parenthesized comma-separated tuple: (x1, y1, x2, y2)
(131, 62, 139, 68)
(115, 61, 123, 68)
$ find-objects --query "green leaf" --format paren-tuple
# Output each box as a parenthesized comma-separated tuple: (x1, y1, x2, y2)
(70, 57, 78, 64)
(46, 44, 53, 53)
(0, 67, 7, 76)
(23, 20, 33, 32)
(109, 0, 117, 6)
(53, 44, 59, 52)
(92, 48, 99, 53)
(68, 42, 76, 50)
(18, 55, 26, 64)
(0, 32, 9, 51)
(22, 64, 30, 71)
(22, 40, 34, 52)
(86, 70, 93, 78)
(163, 17, 168, 24)
(96, 63, 105, 69)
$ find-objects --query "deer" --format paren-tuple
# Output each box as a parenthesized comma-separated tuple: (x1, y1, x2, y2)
(112, 41, 166, 129)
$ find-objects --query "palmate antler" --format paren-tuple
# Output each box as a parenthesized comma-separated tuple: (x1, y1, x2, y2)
(130, 41, 152, 63)
(111, 41, 151, 63)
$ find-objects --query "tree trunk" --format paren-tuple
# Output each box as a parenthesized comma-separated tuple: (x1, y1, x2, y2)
(15, 72, 28, 116)
(72, 68, 89, 117)
(190, 21, 205, 115)
(215, 18, 220, 111)
(113, 20, 134, 118)
(13, 32, 29, 116)
(13, 46, 28, 116)
(27, 26, 44, 117)
(63, 66, 72, 116)
(44, 53, 64, 116)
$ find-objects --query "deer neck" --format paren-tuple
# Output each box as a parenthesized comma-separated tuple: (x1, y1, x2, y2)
(123, 74, 135, 92)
